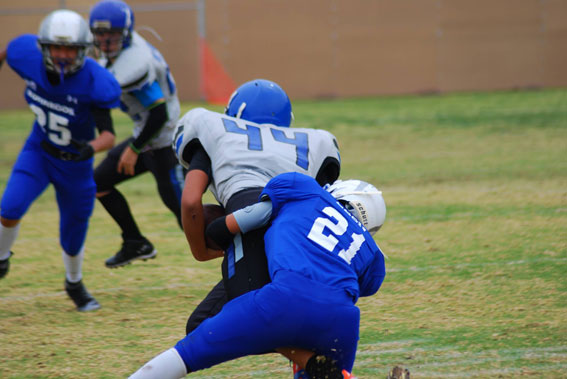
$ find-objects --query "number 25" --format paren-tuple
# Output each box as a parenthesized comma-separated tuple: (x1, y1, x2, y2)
(30, 104, 71, 145)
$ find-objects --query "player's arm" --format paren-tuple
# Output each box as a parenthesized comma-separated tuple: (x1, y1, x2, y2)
(358, 248, 386, 297)
(118, 81, 168, 175)
(90, 106, 116, 152)
(70, 106, 116, 161)
(181, 146, 223, 261)
(206, 200, 273, 251)
(129, 100, 167, 153)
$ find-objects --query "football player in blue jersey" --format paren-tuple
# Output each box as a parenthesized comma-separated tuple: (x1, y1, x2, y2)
(0, 9, 121, 311)
(88, 0, 184, 268)
(129, 172, 387, 379)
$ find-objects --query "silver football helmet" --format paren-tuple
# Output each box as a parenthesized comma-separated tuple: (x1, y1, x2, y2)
(38, 9, 92, 75)
(327, 179, 386, 235)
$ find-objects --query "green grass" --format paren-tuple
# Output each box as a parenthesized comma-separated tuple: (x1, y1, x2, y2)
(0, 88, 566, 378)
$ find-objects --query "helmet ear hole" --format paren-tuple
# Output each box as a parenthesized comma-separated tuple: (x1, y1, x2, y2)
(338, 199, 351, 209)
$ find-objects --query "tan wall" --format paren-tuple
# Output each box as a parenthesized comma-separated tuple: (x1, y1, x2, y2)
(1, 0, 566, 109)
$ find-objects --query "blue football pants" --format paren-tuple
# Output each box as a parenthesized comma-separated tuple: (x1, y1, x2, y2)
(175, 271, 360, 373)
(0, 139, 95, 255)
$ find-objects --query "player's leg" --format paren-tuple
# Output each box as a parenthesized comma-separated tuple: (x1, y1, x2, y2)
(145, 145, 184, 228)
(129, 347, 187, 379)
(279, 273, 360, 374)
(134, 286, 283, 378)
(184, 188, 267, 335)
(185, 279, 227, 334)
(134, 279, 359, 377)
(0, 146, 50, 278)
(54, 161, 100, 311)
(222, 188, 270, 300)
(94, 138, 155, 268)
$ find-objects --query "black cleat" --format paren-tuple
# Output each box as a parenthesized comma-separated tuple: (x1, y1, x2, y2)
(0, 252, 13, 279)
(104, 238, 157, 268)
(64, 279, 101, 312)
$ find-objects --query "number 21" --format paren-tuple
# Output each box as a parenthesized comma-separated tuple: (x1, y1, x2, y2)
(307, 207, 365, 264)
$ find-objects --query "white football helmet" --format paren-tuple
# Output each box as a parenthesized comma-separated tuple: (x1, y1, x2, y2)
(327, 179, 386, 235)
(38, 9, 92, 75)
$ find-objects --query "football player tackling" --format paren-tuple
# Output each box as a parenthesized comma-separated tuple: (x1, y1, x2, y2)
(130, 172, 387, 378)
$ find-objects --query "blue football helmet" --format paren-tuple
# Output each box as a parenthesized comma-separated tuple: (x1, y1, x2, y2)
(89, 0, 134, 58)
(225, 79, 293, 127)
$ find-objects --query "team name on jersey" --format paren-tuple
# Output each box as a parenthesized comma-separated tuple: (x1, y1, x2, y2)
(24, 79, 37, 91)
(26, 89, 75, 117)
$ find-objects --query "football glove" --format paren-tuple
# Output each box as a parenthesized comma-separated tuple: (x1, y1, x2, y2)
(70, 139, 95, 161)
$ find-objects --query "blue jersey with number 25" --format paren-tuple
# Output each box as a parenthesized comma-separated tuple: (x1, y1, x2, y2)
(261, 172, 386, 303)
(6, 34, 121, 153)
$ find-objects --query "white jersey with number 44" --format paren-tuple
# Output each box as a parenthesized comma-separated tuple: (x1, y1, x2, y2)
(174, 108, 341, 206)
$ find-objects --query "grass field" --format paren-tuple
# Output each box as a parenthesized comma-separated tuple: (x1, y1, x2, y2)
(0, 88, 566, 378)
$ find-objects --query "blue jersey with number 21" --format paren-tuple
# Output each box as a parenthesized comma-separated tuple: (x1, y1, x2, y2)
(261, 172, 385, 302)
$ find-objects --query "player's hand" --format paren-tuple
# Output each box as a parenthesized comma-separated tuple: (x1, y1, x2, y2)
(117, 145, 138, 176)
(70, 139, 95, 161)
(0, 48, 7, 69)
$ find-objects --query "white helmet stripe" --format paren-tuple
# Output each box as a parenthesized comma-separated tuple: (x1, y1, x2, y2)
(236, 102, 247, 119)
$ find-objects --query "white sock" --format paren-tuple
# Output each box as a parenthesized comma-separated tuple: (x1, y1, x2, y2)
(0, 223, 20, 260)
(129, 348, 188, 379)
(62, 247, 84, 283)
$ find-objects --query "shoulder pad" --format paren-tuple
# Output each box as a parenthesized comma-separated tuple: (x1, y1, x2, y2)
(84, 59, 122, 107)
(174, 108, 211, 168)
(109, 37, 155, 91)
(6, 34, 42, 76)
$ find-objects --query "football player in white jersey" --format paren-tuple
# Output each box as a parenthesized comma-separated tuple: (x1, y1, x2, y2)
(89, 0, 185, 268)
(173, 79, 341, 336)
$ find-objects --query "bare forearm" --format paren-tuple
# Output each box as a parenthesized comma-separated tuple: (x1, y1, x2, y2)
(181, 170, 223, 261)
(90, 130, 115, 153)
(182, 202, 223, 261)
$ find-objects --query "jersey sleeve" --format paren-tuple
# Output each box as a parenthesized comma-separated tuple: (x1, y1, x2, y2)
(131, 80, 165, 108)
(85, 59, 122, 109)
(6, 34, 41, 79)
(314, 130, 341, 183)
(232, 200, 273, 234)
(357, 244, 386, 297)
(173, 107, 210, 168)
(111, 45, 156, 92)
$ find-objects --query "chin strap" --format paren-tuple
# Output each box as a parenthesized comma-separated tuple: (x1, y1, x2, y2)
(58, 62, 66, 83)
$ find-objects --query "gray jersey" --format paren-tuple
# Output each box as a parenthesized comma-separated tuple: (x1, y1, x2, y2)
(99, 31, 180, 150)
(174, 108, 341, 206)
